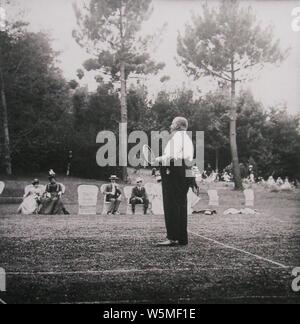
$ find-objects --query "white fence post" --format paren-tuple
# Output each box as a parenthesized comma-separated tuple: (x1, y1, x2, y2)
(0, 6, 6, 32)
(0, 181, 5, 195)
(0, 268, 6, 292)
(244, 189, 255, 207)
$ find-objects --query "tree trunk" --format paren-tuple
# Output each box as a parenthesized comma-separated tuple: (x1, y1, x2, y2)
(119, 2, 128, 182)
(215, 148, 219, 173)
(120, 61, 128, 182)
(0, 68, 12, 175)
(230, 66, 243, 190)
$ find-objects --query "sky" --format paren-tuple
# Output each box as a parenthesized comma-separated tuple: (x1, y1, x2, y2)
(3, 0, 300, 114)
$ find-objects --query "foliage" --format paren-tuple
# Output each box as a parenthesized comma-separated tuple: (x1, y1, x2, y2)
(177, 0, 287, 83)
(177, 0, 287, 189)
(0, 27, 73, 173)
(150, 88, 300, 179)
(73, 0, 165, 82)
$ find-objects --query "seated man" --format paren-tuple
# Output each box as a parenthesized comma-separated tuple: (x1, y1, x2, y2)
(103, 175, 122, 215)
(130, 178, 149, 215)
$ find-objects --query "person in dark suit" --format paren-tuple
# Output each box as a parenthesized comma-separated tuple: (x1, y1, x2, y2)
(130, 178, 149, 215)
(104, 175, 122, 215)
(155, 117, 197, 247)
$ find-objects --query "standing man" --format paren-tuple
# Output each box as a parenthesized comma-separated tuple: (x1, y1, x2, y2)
(130, 178, 149, 215)
(155, 117, 196, 247)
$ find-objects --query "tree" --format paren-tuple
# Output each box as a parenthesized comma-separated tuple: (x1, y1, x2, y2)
(177, 0, 287, 190)
(0, 24, 15, 175)
(73, 0, 165, 181)
(0, 26, 73, 174)
(0, 46, 11, 175)
(235, 91, 269, 174)
(0, 19, 31, 175)
(127, 84, 150, 132)
(193, 91, 230, 172)
(263, 107, 300, 180)
(0, 0, 24, 175)
(150, 87, 300, 180)
(152, 88, 231, 171)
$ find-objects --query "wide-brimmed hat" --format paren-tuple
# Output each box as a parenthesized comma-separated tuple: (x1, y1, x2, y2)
(156, 175, 162, 183)
(48, 169, 56, 180)
(32, 179, 39, 185)
(109, 175, 119, 181)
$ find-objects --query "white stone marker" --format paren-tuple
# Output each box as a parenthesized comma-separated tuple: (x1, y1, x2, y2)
(244, 189, 255, 207)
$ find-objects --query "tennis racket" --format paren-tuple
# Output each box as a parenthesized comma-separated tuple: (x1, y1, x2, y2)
(142, 145, 156, 165)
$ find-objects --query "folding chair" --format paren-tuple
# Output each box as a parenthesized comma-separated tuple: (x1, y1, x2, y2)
(208, 190, 219, 207)
(59, 183, 66, 194)
(188, 188, 200, 215)
(78, 185, 99, 215)
(244, 189, 255, 207)
(144, 183, 158, 214)
(100, 184, 113, 215)
(24, 185, 32, 197)
(124, 186, 144, 215)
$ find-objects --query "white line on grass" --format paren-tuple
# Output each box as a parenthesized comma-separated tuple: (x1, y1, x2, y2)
(6, 269, 190, 276)
(0, 298, 7, 305)
(189, 231, 289, 269)
(6, 265, 292, 277)
(61, 295, 298, 304)
(276, 220, 290, 224)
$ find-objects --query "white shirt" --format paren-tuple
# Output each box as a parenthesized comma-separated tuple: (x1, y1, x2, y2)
(159, 131, 194, 164)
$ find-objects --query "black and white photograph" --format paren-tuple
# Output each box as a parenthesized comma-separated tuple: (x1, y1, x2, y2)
(0, 0, 300, 307)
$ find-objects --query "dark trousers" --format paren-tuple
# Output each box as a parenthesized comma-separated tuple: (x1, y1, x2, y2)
(160, 163, 190, 245)
(130, 197, 149, 214)
(106, 194, 121, 214)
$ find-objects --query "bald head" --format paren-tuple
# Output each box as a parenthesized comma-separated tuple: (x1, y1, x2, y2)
(171, 117, 189, 132)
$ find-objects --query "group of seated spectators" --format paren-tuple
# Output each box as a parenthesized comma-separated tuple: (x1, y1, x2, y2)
(192, 164, 257, 184)
(260, 175, 296, 190)
(15, 168, 299, 216)
(103, 175, 149, 215)
(18, 171, 151, 216)
(18, 170, 69, 215)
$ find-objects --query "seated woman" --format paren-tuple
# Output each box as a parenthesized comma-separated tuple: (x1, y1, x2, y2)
(39, 171, 69, 215)
(17, 179, 45, 215)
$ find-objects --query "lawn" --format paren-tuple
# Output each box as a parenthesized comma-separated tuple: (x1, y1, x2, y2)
(0, 174, 299, 304)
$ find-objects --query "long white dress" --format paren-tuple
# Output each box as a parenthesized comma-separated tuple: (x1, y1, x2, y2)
(17, 185, 45, 215)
